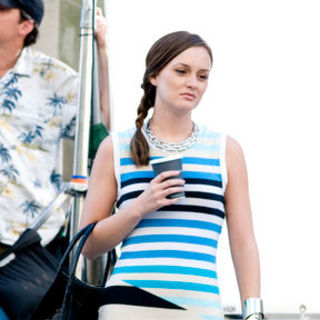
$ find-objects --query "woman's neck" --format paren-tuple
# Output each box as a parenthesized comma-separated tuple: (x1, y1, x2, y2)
(148, 109, 194, 143)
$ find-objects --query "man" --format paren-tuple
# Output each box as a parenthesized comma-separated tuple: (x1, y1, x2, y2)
(0, 0, 109, 252)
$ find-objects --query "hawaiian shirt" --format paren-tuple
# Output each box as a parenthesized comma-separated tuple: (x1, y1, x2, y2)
(0, 47, 78, 246)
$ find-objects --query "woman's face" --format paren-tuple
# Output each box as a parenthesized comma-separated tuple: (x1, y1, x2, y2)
(150, 46, 212, 113)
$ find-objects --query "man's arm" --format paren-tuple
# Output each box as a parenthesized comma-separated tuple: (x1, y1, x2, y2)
(95, 8, 110, 131)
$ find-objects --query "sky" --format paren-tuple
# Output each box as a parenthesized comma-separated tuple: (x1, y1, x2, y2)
(104, 0, 320, 313)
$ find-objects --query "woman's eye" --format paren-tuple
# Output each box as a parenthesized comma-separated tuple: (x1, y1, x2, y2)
(199, 74, 208, 80)
(175, 69, 186, 74)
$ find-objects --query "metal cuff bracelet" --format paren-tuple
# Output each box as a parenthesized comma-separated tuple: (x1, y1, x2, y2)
(243, 298, 264, 320)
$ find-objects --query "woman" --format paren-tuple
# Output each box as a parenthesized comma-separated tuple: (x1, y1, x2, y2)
(81, 31, 263, 320)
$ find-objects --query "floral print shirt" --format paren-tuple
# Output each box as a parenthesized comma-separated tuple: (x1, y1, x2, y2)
(0, 47, 78, 245)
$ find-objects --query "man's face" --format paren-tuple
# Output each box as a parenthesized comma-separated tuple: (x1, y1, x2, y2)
(0, 4, 22, 44)
(0, 4, 34, 47)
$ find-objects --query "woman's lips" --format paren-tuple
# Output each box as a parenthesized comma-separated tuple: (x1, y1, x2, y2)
(180, 92, 196, 100)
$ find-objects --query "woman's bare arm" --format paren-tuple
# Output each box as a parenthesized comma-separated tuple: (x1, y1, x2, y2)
(225, 136, 261, 305)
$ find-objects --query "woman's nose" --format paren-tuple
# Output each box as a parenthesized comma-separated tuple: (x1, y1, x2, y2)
(186, 74, 198, 89)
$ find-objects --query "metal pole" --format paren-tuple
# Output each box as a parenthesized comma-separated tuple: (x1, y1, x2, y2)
(70, 0, 95, 241)
(30, 184, 70, 231)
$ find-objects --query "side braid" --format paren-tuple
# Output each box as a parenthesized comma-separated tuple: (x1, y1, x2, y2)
(130, 78, 155, 166)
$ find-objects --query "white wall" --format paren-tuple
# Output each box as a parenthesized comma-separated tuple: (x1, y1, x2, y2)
(104, 0, 320, 313)
(34, 0, 60, 58)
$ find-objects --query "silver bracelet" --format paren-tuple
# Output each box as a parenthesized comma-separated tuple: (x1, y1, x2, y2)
(243, 298, 264, 320)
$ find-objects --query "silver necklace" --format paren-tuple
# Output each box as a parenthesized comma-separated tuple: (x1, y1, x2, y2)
(145, 119, 199, 152)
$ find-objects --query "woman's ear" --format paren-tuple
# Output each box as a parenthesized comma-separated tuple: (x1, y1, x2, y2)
(149, 75, 157, 86)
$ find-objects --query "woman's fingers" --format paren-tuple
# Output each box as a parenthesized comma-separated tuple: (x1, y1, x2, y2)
(152, 170, 181, 183)
(137, 170, 185, 215)
(158, 178, 184, 190)
(162, 186, 185, 197)
(151, 171, 184, 199)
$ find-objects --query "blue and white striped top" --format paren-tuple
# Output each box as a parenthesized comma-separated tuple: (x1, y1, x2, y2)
(100, 125, 228, 320)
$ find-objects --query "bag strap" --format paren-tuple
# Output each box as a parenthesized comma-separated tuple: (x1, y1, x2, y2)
(102, 249, 117, 285)
(58, 222, 97, 271)
(69, 222, 97, 277)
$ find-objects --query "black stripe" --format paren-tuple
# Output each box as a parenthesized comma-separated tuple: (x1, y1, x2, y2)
(121, 178, 151, 188)
(158, 204, 225, 219)
(117, 190, 225, 208)
(185, 191, 225, 204)
(185, 178, 222, 188)
(121, 177, 222, 189)
(100, 285, 185, 310)
(117, 190, 143, 207)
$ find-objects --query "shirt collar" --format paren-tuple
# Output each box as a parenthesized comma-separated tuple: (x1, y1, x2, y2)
(12, 47, 33, 77)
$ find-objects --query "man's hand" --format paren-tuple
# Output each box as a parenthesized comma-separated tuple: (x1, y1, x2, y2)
(95, 7, 107, 50)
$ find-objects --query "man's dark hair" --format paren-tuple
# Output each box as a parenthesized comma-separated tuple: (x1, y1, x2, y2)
(19, 9, 39, 47)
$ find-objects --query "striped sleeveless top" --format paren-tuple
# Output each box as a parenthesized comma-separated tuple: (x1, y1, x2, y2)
(99, 125, 228, 320)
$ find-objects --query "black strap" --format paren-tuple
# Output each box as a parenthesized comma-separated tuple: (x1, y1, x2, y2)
(57, 222, 96, 273)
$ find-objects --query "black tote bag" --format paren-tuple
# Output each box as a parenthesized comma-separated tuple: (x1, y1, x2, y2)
(0, 229, 59, 320)
(32, 222, 116, 320)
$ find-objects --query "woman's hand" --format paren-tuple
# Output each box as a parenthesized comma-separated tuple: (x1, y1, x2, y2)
(135, 170, 185, 217)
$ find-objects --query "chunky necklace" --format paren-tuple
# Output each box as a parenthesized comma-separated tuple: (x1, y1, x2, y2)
(145, 119, 199, 152)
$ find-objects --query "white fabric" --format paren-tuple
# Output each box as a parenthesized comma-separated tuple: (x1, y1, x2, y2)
(0, 47, 78, 245)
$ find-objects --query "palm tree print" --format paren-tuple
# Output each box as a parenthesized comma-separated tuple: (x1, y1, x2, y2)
(4, 73, 23, 87)
(39, 61, 52, 78)
(1, 99, 16, 113)
(20, 200, 41, 220)
(18, 125, 44, 144)
(0, 164, 19, 181)
(0, 77, 22, 113)
(3, 87, 22, 101)
(47, 93, 66, 117)
(19, 131, 35, 144)
(61, 116, 76, 139)
(0, 144, 11, 164)
(50, 169, 62, 190)
(34, 125, 44, 138)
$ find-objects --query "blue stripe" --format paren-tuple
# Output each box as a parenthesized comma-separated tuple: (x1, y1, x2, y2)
(183, 171, 222, 181)
(119, 250, 216, 263)
(199, 130, 221, 139)
(200, 315, 224, 320)
(121, 171, 154, 182)
(113, 265, 217, 279)
(120, 157, 220, 167)
(120, 158, 136, 166)
(183, 157, 220, 166)
(122, 234, 217, 248)
(190, 144, 220, 153)
(136, 219, 222, 233)
(117, 129, 135, 138)
(120, 170, 221, 182)
(119, 144, 131, 152)
(124, 279, 220, 294)
(163, 296, 221, 308)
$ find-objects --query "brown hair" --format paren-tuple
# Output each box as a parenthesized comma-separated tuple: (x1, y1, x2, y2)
(130, 31, 213, 166)
(19, 10, 40, 47)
